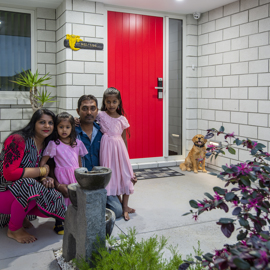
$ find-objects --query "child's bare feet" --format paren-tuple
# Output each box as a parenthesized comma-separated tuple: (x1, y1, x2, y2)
(7, 228, 37, 243)
(23, 217, 33, 229)
(123, 207, 130, 221)
(122, 203, 135, 214)
(127, 207, 135, 213)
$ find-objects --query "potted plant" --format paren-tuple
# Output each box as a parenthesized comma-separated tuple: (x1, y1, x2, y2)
(11, 69, 56, 111)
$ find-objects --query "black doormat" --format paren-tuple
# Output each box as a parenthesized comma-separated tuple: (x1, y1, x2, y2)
(134, 167, 184, 180)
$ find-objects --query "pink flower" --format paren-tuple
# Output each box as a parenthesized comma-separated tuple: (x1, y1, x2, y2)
(247, 198, 258, 210)
(197, 203, 204, 208)
(207, 144, 217, 152)
(237, 163, 252, 176)
(253, 142, 258, 148)
(192, 214, 198, 221)
(225, 132, 235, 139)
(214, 192, 222, 201)
(258, 250, 268, 264)
(232, 200, 239, 206)
(241, 240, 247, 246)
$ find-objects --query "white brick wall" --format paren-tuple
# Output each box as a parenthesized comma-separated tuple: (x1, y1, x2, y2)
(36, 7, 57, 114)
(55, 0, 106, 114)
(198, 0, 270, 168)
(184, 14, 199, 154)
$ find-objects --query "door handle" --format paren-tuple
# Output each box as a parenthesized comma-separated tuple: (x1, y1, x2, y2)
(156, 78, 163, 99)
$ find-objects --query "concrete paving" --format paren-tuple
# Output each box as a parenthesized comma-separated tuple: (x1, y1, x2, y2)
(0, 167, 238, 269)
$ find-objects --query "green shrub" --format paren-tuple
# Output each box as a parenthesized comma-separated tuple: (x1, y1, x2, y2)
(74, 228, 205, 270)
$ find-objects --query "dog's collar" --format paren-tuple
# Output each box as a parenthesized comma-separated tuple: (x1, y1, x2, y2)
(194, 142, 205, 148)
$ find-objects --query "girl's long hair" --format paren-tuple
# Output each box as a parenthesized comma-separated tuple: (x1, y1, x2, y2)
(100, 87, 130, 137)
(54, 112, 77, 147)
(101, 87, 126, 116)
(9, 108, 56, 147)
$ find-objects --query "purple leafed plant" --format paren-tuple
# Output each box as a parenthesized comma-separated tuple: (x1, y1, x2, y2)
(179, 126, 270, 270)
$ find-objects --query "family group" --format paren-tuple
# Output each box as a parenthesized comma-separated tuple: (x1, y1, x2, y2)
(0, 87, 137, 244)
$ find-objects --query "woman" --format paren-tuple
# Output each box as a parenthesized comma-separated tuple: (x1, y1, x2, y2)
(0, 109, 66, 243)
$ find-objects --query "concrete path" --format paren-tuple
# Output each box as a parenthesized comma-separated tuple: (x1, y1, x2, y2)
(0, 167, 237, 269)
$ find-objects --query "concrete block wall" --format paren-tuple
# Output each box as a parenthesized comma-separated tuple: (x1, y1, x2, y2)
(185, 15, 199, 152)
(197, 0, 270, 170)
(36, 7, 58, 116)
(56, 0, 105, 116)
(37, 7, 57, 94)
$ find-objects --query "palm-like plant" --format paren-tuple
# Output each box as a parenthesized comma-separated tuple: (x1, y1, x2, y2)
(11, 69, 56, 111)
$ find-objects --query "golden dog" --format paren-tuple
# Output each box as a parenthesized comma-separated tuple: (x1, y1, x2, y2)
(180, 134, 207, 173)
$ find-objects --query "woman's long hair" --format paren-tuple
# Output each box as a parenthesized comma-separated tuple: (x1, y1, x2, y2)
(101, 87, 126, 116)
(54, 112, 77, 148)
(9, 109, 56, 146)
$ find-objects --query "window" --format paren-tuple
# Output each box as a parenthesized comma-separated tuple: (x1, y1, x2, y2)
(168, 19, 183, 156)
(0, 9, 31, 91)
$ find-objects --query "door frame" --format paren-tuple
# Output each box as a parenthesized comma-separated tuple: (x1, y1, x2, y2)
(104, 6, 187, 165)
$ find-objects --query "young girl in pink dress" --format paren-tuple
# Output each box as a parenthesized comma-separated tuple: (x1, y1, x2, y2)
(40, 112, 88, 233)
(97, 87, 137, 221)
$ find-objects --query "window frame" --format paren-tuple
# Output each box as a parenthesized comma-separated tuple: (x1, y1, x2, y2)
(0, 6, 36, 95)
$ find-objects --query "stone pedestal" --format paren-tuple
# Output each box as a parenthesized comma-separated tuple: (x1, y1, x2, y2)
(63, 187, 107, 265)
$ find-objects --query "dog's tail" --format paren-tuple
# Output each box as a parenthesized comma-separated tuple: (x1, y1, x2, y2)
(179, 162, 186, 171)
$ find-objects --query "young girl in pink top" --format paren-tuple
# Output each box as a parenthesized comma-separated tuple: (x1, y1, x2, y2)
(40, 112, 88, 233)
(97, 87, 137, 221)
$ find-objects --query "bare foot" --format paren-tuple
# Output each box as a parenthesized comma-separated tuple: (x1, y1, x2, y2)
(121, 203, 135, 214)
(123, 207, 131, 221)
(7, 228, 37, 244)
(23, 217, 33, 229)
(123, 211, 130, 221)
(127, 207, 135, 214)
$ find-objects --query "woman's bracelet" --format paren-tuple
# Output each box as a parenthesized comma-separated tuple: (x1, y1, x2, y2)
(39, 167, 47, 177)
(40, 177, 47, 182)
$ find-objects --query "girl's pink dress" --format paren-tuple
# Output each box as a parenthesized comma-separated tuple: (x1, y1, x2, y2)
(96, 111, 134, 196)
(43, 139, 88, 206)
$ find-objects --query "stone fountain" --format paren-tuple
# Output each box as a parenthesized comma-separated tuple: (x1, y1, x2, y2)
(63, 166, 115, 266)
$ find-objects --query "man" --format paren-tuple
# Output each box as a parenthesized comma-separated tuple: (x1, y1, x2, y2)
(75, 95, 123, 218)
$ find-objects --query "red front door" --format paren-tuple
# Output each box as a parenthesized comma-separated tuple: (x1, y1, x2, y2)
(108, 11, 163, 159)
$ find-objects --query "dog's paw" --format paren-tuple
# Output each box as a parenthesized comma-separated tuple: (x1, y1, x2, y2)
(203, 170, 207, 173)
(194, 170, 198, 174)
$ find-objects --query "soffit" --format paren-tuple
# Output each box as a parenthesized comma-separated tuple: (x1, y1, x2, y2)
(0, 0, 237, 14)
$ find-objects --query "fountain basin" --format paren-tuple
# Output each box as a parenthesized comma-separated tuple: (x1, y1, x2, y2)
(74, 166, 112, 190)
